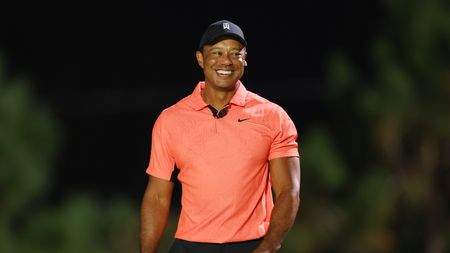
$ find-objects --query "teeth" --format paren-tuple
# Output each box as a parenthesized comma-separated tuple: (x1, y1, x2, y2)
(217, 70, 232, 75)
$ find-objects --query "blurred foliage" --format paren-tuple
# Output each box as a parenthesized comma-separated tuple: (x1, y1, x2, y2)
(2, 0, 450, 252)
(0, 53, 139, 253)
(285, 0, 450, 252)
(0, 60, 58, 221)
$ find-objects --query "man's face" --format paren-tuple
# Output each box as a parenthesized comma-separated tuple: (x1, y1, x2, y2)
(196, 38, 247, 91)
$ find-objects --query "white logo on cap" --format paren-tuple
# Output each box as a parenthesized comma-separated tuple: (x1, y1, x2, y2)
(223, 23, 230, 30)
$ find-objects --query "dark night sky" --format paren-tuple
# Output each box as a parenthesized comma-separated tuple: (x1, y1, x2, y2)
(1, 2, 383, 202)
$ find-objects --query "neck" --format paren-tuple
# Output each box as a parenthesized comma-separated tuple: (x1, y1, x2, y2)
(201, 83, 239, 110)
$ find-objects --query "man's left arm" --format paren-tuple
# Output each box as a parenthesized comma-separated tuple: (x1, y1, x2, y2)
(253, 156, 301, 253)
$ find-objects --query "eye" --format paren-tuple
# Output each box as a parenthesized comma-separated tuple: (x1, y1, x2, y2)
(230, 50, 243, 58)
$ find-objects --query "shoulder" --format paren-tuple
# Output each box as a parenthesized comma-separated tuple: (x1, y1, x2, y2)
(153, 95, 193, 126)
(158, 93, 193, 116)
(246, 91, 292, 119)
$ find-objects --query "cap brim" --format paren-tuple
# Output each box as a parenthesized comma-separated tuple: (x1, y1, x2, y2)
(201, 33, 247, 49)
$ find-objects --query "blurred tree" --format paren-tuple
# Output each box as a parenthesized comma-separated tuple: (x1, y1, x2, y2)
(0, 53, 139, 253)
(285, 0, 449, 252)
(0, 52, 59, 252)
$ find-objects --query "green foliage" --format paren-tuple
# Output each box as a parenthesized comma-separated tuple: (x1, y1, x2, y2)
(296, 0, 450, 252)
(18, 195, 139, 253)
(301, 127, 348, 191)
(0, 69, 58, 220)
(0, 54, 139, 253)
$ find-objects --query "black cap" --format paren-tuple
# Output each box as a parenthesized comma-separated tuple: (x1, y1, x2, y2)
(198, 20, 247, 50)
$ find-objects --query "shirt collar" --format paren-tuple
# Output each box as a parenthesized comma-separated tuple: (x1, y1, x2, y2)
(188, 81, 248, 110)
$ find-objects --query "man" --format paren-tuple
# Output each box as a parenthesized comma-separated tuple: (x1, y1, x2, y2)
(140, 20, 300, 253)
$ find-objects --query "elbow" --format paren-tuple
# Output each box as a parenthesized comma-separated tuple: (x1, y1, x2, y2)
(276, 188, 300, 206)
(291, 189, 300, 207)
(289, 188, 301, 210)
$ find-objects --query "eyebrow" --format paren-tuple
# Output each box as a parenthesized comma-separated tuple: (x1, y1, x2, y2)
(208, 46, 244, 51)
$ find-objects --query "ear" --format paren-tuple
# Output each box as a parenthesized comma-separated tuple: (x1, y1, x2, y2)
(196, 50, 204, 69)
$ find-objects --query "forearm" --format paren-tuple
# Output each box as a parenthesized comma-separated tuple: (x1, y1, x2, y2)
(140, 194, 171, 253)
(254, 190, 300, 253)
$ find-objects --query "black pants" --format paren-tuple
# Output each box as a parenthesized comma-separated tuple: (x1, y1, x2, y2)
(168, 237, 263, 253)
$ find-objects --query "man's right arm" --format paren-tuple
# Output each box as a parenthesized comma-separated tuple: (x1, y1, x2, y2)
(140, 175, 174, 253)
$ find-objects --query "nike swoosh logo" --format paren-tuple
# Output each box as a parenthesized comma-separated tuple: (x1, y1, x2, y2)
(238, 118, 251, 122)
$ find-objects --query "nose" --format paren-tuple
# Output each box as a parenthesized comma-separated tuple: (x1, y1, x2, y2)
(219, 53, 233, 65)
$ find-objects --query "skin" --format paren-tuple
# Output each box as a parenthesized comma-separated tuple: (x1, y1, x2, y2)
(140, 38, 301, 253)
(195, 38, 247, 110)
(140, 176, 174, 253)
(253, 156, 301, 253)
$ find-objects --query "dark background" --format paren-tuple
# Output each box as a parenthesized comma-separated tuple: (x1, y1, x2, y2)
(2, 1, 450, 252)
(1, 2, 384, 202)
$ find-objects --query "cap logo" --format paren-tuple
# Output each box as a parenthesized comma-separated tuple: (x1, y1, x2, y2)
(223, 23, 230, 30)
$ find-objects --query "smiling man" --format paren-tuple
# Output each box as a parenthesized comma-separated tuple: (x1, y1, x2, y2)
(140, 20, 301, 253)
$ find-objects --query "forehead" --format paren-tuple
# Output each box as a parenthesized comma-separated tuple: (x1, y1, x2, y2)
(206, 38, 246, 50)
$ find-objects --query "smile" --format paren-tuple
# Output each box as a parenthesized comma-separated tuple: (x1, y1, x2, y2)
(216, 70, 233, 75)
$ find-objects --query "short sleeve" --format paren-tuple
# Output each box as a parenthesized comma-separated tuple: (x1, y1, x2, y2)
(146, 112, 176, 181)
(268, 107, 300, 160)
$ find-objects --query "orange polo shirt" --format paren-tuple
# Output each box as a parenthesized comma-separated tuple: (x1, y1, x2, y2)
(146, 81, 299, 243)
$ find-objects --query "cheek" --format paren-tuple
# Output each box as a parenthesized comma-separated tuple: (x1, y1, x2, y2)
(204, 60, 216, 70)
(203, 63, 217, 77)
(205, 58, 217, 66)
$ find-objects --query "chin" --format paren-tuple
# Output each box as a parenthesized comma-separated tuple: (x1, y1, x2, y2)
(216, 82, 238, 91)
